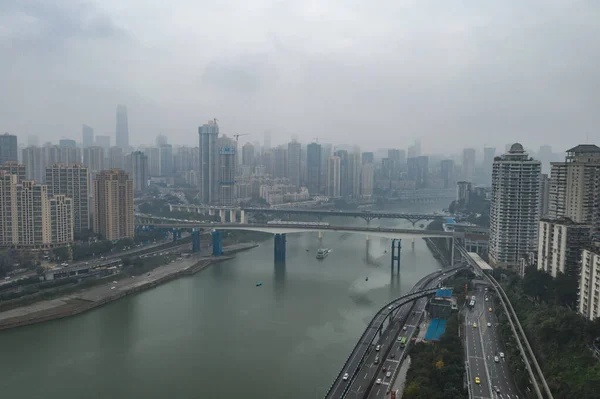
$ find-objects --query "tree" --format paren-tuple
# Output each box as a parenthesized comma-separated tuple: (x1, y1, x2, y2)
(435, 360, 444, 369)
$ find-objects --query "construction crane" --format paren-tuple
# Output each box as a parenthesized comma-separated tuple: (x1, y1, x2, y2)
(233, 133, 250, 143)
(313, 137, 329, 143)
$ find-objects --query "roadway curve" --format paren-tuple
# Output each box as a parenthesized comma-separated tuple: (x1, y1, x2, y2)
(325, 266, 466, 399)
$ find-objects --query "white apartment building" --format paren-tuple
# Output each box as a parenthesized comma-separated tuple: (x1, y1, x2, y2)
(578, 247, 600, 321)
(326, 156, 341, 198)
(537, 218, 591, 278)
(489, 143, 541, 270)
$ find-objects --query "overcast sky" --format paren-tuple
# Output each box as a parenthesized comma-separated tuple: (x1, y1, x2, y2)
(1, 0, 599, 153)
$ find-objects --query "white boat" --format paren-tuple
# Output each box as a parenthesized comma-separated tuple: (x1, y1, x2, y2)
(316, 248, 330, 259)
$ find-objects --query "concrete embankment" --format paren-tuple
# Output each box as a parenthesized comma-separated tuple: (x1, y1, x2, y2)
(0, 243, 258, 331)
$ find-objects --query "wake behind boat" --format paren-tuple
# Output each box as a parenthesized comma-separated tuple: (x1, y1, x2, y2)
(316, 248, 331, 259)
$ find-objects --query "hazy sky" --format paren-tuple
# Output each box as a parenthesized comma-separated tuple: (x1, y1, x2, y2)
(1, 0, 599, 153)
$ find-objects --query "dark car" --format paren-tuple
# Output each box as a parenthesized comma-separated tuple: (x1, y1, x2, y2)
(390, 353, 395, 359)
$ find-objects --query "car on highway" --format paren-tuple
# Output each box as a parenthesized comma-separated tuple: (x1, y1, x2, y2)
(111, 286, 116, 290)
(494, 356, 499, 363)
(475, 377, 480, 384)
(494, 386, 500, 393)
(374, 356, 380, 364)
(489, 307, 492, 312)
(343, 373, 349, 381)
(375, 378, 382, 385)
(375, 345, 381, 351)
(382, 367, 387, 372)
(473, 323, 477, 328)
(386, 371, 391, 378)
(403, 326, 407, 331)
(487, 322, 492, 327)
(388, 306, 393, 310)
(390, 353, 395, 359)
(499, 352, 505, 358)
(485, 297, 488, 301)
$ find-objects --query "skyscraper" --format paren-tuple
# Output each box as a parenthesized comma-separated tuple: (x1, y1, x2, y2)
(489, 143, 541, 270)
(361, 152, 374, 165)
(272, 146, 287, 179)
(108, 147, 124, 170)
(540, 173, 550, 218)
(146, 147, 160, 176)
(83, 147, 105, 174)
(0, 161, 26, 184)
(95, 135, 111, 150)
(537, 218, 590, 278)
(82, 124, 94, 148)
(462, 148, 476, 182)
(0, 172, 18, 246)
(16, 181, 52, 247)
(287, 141, 301, 189)
(408, 156, 429, 189)
(217, 135, 236, 205)
(242, 143, 255, 167)
(92, 169, 134, 240)
(361, 163, 374, 198)
(22, 146, 44, 182)
(483, 147, 496, 185)
(306, 143, 322, 195)
(59, 139, 77, 148)
(440, 159, 455, 189)
(49, 195, 74, 246)
(548, 144, 600, 239)
(0, 133, 18, 165)
(199, 120, 219, 204)
(125, 151, 148, 193)
(335, 150, 349, 197)
(156, 134, 168, 147)
(46, 163, 89, 234)
(326, 156, 341, 197)
(116, 104, 129, 150)
(348, 152, 361, 198)
(159, 144, 173, 176)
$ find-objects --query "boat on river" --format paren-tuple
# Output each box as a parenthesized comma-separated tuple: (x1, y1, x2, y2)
(316, 248, 331, 259)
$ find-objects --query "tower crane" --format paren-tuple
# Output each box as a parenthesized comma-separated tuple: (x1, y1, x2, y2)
(234, 133, 250, 143)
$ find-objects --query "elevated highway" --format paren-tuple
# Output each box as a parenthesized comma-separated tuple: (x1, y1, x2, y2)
(325, 265, 467, 399)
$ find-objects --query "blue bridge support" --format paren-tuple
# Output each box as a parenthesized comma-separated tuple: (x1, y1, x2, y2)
(192, 230, 201, 253)
(212, 231, 223, 256)
(274, 233, 286, 263)
(391, 239, 401, 274)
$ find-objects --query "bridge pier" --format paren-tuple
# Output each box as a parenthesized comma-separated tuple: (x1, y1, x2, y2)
(219, 209, 227, 223)
(412, 238, 415, 250)
(212, 231, 223, 256)
(451, 237, 455, 267)
(240, 210, 247, 224)
(391, 239, 401, 274)
(229, 209, 236, 223)
(274, 233, 286, 263)
(192, 230, 201, 252)
(209, 208, 215, 216)
(318, 230, 323, 246)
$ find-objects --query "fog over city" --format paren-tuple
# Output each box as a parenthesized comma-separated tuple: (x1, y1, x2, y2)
(1, 0, 599, 151)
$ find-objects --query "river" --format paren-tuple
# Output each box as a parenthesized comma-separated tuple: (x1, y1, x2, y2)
(0, 201, 448, 399)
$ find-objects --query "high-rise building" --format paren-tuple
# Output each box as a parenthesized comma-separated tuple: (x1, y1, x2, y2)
(199, 120, 219, 204)
(0, 133, 18, 165)
(361, 163, 374, 198)
(82, 124, 94, 148)
(272, 146, 287, 179)
(538, 145, 553, 174)
(361, 152, 374, 165)
(242, 143, 255, 167)
(0, 172, 18, 246)
(489, 143, 541, 270)
(59, 139, 76, 148)
(549, 145, 600, 239)
(326, 156, 341, 197)
(0, 161, 26, 183)
(50, 195, 74, 245)
(335, 150, 349, 197)
(540, 173, 550, 218)
(578, 245, 600, 321)
(483, 147, 496, 185)
(287, 141, 301, 189)
(146, 147, 160, 176)
(159, 144, 173, 176)
(408, 156, 429, 189)
(46, 164, 89, 234)
(320, 144, 332, 193)
(306, 143, 322, 195)
(116, 104, 130, 150)
(440, 159, 455, 189)
(59, 145, 82, 166)
(217, 136, 236, 205)
(27, 135, 39, 147)
(125, 151, 148, 192)
(16, 181, 52, 247)
(156, 134, 168, 147)
(348, 153, 361, 198)
(83, 146, 105, 173)
(92, 169, 134, 240)
(537, 218, 591, 278)
(462, 148, 476, 182)
(174, 146, 195, 173)
(108, 147, 124, 170)
(95, 135, 111, 150)
(263, 131, 271, 151)
(22, 146, 44, 182)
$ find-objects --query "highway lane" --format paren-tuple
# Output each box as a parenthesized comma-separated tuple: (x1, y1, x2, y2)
(480, 289, 519, 399)
(366, 270, 461, 399)
(466, 287, 493, 399)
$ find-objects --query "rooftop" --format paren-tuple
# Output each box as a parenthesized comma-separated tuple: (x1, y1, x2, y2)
(566, 144, 600, 153)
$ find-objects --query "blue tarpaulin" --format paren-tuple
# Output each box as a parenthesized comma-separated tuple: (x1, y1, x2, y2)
(435, 288, 453, 297)
(424, 318, 448, 341)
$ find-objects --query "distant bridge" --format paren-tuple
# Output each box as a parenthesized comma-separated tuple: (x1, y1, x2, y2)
(133, 221, 459, 240)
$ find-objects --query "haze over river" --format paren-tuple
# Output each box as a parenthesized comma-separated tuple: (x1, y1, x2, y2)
(0, 202, 448, 399)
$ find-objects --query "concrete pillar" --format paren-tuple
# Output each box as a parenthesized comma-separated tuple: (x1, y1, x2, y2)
(192, 230, 201, 252)
(274, 233, 286, 263)
(212, 231, 223, 256)
(318, 230, 323, 245)
(240, 210, 247, 224)
(451, 237, 455, 267)
(229, 209, 236, 223)
(209, 208, 215, 216)
(219, 209, 226, 223)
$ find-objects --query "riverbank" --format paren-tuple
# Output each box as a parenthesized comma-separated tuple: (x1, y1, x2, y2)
(0, 243, 258, 331)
